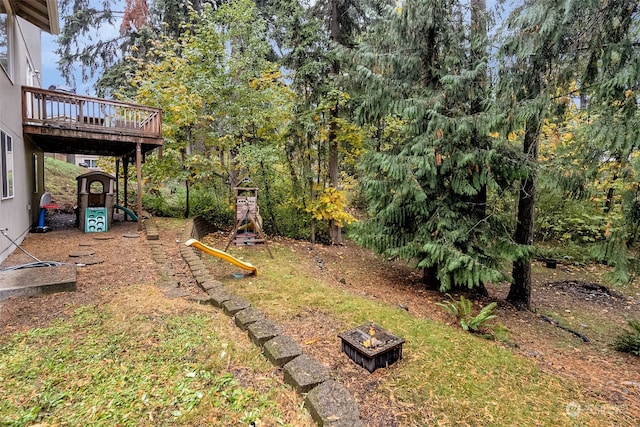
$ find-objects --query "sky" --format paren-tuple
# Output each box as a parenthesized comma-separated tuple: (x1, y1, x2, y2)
(41, 1, 123, 96)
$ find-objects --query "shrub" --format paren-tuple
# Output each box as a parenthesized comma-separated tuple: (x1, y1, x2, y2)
(269, 202, 313, 241)
(188, 188, 227, 218)
(200, 203, 234, 230)
(142, 191, 184, 218)
(143, 185, 232, 220)
(535, 191, 610, 244)
(614, 319, 640, 356)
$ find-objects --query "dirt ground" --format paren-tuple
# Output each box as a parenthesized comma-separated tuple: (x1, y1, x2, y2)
(1, 215, 640, 424)
(0, 216, 158, 334)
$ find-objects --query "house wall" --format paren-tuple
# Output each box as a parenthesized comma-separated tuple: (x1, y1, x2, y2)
(0, 13, 44, 264)
(70, 154, 101, 169)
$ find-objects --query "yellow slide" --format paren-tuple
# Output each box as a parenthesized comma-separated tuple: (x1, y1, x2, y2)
(185, 238, 257, 275)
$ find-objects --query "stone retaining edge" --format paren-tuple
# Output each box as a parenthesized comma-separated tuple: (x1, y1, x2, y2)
(181, 217, 363, 427)
(144, 214, 160, 241)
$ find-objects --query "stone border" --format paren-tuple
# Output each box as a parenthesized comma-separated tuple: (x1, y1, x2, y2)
(144, 216, 160, 241)
(180, 217, 364, 427)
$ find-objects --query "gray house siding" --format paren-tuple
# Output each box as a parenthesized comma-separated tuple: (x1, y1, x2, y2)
(0, 13, 45, 264)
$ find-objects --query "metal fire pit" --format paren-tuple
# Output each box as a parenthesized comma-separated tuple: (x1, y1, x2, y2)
(338, 323, 404, 373)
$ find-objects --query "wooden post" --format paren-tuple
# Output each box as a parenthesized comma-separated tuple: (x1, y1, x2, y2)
(22, 88, 27, 121)
(78, 100, 84, 125)
(136, 143, 143, 231)
(115, 157, 120, 215)
(123, 156, 129, 211)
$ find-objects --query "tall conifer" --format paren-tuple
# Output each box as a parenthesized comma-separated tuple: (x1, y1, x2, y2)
(352, 0, 520, 291)
(571, 0, 640, 283)
(498, 0, 593, 309)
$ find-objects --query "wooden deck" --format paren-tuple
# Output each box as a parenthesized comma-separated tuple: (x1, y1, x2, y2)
(22, 86, 163, 157)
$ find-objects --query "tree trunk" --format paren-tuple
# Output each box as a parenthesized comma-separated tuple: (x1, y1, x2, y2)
(470, 0, 487, 220)
(328, 117, 342, 245)
(184, 178, 190, 218)
(328, 118, 339, 186)
(604, 171, 618, 214)
(285, 140, 301, 194)
(181, 141, 190, 219)
(228, 146, 240, 191)
(507, 118, 540, 310)
(374, 114, 384, 152)
(422, 266, 440, 290)
(327, 0, 342, 245)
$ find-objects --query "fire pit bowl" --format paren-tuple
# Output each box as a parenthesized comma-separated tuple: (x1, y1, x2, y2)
(338, 323, 404, 373)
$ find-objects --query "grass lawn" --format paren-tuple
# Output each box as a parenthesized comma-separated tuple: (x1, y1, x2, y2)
(208, 238, 637, 426)
(0, 285, 313, 426)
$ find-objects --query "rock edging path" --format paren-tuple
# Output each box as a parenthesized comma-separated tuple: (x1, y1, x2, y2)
(146, 217, 363, 427)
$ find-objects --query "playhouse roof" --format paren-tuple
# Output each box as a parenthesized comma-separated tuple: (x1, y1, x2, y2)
(75, 171, 116, 182)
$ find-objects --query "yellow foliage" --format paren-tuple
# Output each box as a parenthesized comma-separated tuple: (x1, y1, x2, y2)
(568, 80, 580, 94)
(395, 0, 403, 14)
(306, 187, 357, 228)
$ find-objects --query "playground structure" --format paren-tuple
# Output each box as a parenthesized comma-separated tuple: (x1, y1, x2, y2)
(76, 171, 115, 233)
(75, 171, 138, 233)
(114, 204, 138, 222)
(225, 187, 273, 258)
(185, 238, 257, 275)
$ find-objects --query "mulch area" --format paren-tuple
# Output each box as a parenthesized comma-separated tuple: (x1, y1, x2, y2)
(0, 218, 157, 334)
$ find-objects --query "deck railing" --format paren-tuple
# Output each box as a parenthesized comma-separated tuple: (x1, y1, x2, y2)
(22, 86, 162, 139)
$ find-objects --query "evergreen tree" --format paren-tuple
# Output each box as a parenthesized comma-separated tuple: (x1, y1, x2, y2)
(351, 0, 520, 292)
(496, 0, 597, 309)
(257, 0, 367, 243)
(255, 0, 331, 239)
(572, 0, 640, 283)
(307, 0, 370, 244)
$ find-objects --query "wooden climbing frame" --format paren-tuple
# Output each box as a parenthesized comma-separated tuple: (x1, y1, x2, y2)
(225, 187, 273, 258)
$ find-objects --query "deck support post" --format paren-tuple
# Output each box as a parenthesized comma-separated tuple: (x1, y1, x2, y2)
(115, 157, 120, 213)
(136, 143, 143, 231)
(123, 157, 129, 213)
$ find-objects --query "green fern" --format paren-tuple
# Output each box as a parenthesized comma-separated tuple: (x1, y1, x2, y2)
(436, 294, 472, 319)
(436, 295, 498, 332)
(464, 302, 498, 332)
